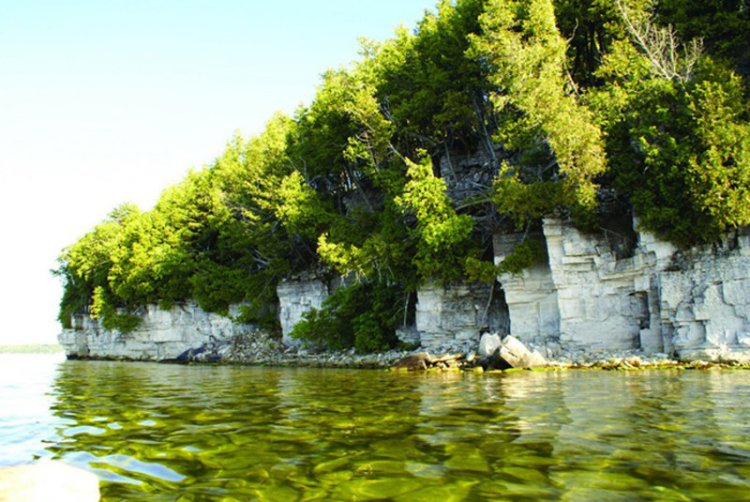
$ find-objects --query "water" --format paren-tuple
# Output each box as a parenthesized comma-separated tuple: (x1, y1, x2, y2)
(0, 353, 67, 465)
(1, 355, 750, 500)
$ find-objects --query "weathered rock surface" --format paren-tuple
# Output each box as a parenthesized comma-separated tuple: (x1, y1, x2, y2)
(416, 281, 507, 351)
(277, 279, 329, 347)
(660, 240, 750, 362)
(58, 302, 253, 361)
(493, 217, 750, 363)
(495, 233, 560, 346)
(493, 335, 547, 369)
(478, 333, 502, 358)
(395, 326, 421, 347)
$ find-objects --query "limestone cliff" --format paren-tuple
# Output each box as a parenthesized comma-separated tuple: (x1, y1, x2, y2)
(276, 278, 329, 347)
(58, 303, 251, 360)
(493, 217, 750, 363)
(59, 218, 750, 363)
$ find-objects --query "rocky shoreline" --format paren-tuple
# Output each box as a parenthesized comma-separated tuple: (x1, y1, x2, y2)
(66, 331, 750, 371)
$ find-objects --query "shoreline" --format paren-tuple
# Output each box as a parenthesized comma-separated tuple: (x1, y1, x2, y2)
(59, 323, 750, 371)
(63, 348, 750, 372)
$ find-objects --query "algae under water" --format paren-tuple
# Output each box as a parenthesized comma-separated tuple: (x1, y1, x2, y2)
(1, 354, 749, 500)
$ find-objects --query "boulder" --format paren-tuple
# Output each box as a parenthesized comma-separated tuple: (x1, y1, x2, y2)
(391, 352, 433, 370)
(495, 335, 547, 369)
(478, 333, 502, 358)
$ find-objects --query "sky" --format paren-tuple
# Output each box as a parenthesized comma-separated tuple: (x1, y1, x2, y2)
(0, 0, 437, 345)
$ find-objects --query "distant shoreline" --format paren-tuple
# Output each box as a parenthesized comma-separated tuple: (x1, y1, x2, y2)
(0, 344, 63, 354)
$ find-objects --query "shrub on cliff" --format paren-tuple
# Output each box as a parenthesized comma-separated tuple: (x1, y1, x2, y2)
(290, 281, 403, 353)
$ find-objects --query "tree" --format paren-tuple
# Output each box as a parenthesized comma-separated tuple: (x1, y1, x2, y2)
(374, 0, 496, 165)
(471, 0, 607, 226)
(55, 203, 140, 329)
(396, 154, 475, 282)
(656, 0, 750, 77)
(589, 8, 750, 245)
(552, 0, 653, 86)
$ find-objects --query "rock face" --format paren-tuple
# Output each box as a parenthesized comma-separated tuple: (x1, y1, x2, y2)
(276, 279, 329, 346)
(492, 217, 750, 363)
(494, 233, 560, 345)
(58, 302, 252, 361)
(56, 277, 332, 362)
(543, 219, 658, 351)
(415, 281, 508, 351)
(57, 217, 750, 364)
(660, 242, 750, 361)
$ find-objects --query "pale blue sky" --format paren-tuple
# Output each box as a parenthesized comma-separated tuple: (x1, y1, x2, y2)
(0, 0, 436, 345)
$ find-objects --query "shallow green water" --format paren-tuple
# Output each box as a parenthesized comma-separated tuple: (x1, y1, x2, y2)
(3, 356, 750, 500)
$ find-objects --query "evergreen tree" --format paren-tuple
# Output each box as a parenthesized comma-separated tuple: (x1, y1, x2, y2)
(471, 0, 607, 226)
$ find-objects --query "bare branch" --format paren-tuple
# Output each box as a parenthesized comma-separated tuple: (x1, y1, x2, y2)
(615, 0, 703, 83)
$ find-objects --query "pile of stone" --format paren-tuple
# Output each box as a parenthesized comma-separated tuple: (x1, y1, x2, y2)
(390, 352, 466, 371)
(173, 331, 282, 363)
(476, 334, 547, 369)
(170, 329, 556, 371)
(173, 331, 419, 368)
(389, 335, 549, 371)
(141, 327, 747, 371)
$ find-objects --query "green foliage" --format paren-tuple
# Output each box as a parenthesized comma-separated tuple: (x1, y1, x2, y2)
(55, 204, 140, 329)
(591, 32, 750, 244)
(56, 115, 304, 333)
(88, 285, 141, 333)
(101, 311, 142, 334)
(465, 239, 546, 283)
(374, 0, 491, 154)
(492, 170, 563, 229)
(274, 171, 332, 240)
(498, 239, 547, 274)
(655, 0, 750, 76)
(289, 62, 421, 290)
(290, 281, 403, 353)
(471, 0, 607, 225)
(317, 199, 419, 289)
(552, 0, 652, 86)
(397, 154, 475, 282)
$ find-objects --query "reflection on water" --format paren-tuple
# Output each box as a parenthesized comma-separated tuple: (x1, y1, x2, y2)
(6, 357, 750, 500)
(0, 353, 66, 465)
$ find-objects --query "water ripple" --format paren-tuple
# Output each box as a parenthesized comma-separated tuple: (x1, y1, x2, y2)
(2, 356, 750, 500)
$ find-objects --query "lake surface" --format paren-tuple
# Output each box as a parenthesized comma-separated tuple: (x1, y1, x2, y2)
(1, 354, 750, 500)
